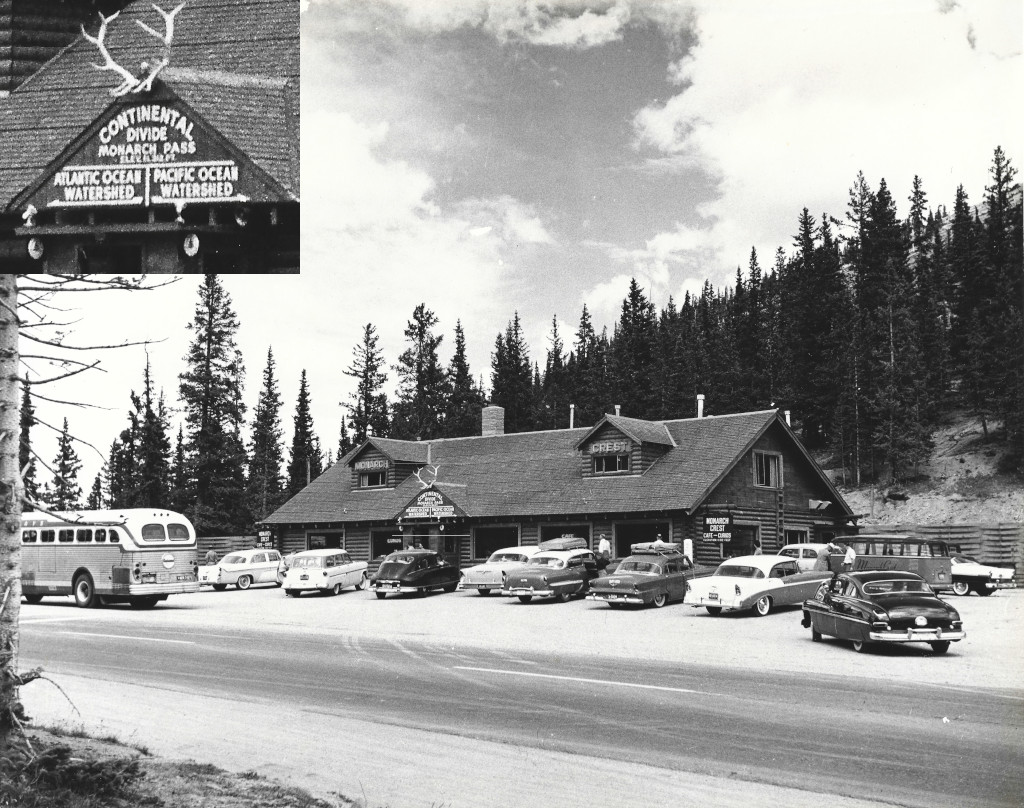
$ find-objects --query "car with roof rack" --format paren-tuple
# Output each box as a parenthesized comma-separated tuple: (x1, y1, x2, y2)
(588, 542, 713, 608)
(503, 547, 600, 603)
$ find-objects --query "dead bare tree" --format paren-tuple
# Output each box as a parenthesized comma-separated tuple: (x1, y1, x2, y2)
(0, 274, 176, 760)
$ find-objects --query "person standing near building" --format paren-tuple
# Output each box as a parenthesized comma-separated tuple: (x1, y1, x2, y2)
(842, 542, 856, 573)
(597, 533, 611, 560)
(204, 548, 217, 566)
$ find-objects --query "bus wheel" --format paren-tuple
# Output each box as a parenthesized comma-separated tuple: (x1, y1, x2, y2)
(73, 573, 98, 608)
(130, 596, 159, 609)
(23, 594, 43, 604)
(236, 576, 252, 590)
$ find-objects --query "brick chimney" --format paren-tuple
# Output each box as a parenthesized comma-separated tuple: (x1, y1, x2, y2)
(481, 405, 505, 436)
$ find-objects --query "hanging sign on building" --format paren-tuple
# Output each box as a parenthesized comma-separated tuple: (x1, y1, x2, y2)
(256, 529, 274, 549)
(399, 488, 466, 521)
(702, 514, 734, 541)
(24, 98, 271, 210)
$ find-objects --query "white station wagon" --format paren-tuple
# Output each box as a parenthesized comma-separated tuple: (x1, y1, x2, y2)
(283, 549, 369, 597)
(200, 548, 284, 591)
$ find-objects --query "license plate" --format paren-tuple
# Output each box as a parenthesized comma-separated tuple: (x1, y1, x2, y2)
(708, 592, 719, 601)
(300, 574, 308, 581)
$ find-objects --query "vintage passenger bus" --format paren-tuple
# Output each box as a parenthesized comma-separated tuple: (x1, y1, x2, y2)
(836, 534, 954, 592)
(20, 509, 200, 608)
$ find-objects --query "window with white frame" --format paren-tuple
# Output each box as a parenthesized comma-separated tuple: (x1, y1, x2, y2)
(594, 454, 629, 474)
(753, 451, 782, 488)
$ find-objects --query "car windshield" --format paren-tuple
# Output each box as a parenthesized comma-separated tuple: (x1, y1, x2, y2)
(222, 555, 245, 564)
(531, 555, 565, 569)
(714, 565, 764, 579)
(863, 579, 932, 595)
(488, 553, 526, 564)
(293, 557, 323, 568)
(616, 560, 662, 575)
(390, 554, 419, 564)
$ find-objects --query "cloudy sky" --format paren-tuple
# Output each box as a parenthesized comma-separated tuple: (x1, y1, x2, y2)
(24, 0, 1022, 490)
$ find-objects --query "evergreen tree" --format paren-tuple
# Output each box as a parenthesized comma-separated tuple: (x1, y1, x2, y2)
(48, 418, 82, 510)
(443, 321, 484, 437)
(247, 347, 286, 520)
(391, 304, 447, 440)
(537, 316, 570, 429)
(18, 379, 38, 506)
(87, 472, 105, 509)
(344, 323, 390, 442)
(337, 416, 355, 461)
(178, 274, 249, 535)
(287, 370, 323, 496)
(135, 356, 171, 507)
(568, 305, 606, 425)
(490, 313, 534, 433)
(609, 279, 659, 419)
(168, 426, 188, 514)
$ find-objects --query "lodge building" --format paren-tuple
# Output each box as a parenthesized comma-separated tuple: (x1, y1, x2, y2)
(0, 0, 298, 271)
(262, 405, 857, 567)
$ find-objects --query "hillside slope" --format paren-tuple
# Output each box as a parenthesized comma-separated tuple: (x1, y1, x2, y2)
(824, 414, 1024, 526)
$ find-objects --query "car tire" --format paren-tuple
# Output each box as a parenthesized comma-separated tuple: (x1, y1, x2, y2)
(556, 590, 572, 603)
(285, 589, 299, 597)
(478, 589, 492, 596)
(443, 583, 458, 593)
(811, 627, 822, 642)
(129, 596, 159, 609)
(236, 576, 252, 591)
(951, 581, 970, 596)
(608, 602, 623, 609)
(977, 588, 995, 597)
(73, 573, 98, 608)
(705, 606, 722, 616)
(752, 596, 771, 616)
(23, 594, 43, 604)
(355, 573, 368, 591)
(931, 641, 951, 654)
(212, 584, 227, 591)
(331, 583, 342, 596)
(852, 640, 867, 653)
(518, 595, 533, 603)
(375, 591, 387, 600)
(652, 593, 667, 608)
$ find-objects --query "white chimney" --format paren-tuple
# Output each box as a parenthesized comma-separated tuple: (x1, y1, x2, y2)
(569, 404, 575, 429)
(784, 410, 791, 426)
(614, 405, 621, 416)
(697, 394, 705, 418)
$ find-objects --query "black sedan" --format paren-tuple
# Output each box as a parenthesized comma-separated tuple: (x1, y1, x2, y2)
(369, 549, 460, 599)
(801, 571, 965, 654)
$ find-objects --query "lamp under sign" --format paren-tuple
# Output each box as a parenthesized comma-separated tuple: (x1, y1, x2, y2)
(27, 238, 44, 260)
(182, 233, 200, 257)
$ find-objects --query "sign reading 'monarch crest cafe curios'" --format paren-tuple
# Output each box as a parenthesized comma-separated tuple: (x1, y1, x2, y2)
(28, 101, 258, 209)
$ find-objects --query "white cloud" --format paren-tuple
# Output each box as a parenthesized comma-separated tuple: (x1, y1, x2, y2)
(632, 0, 1023, 278)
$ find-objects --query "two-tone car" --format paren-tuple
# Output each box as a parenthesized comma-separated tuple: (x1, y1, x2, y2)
(503, 548, 600, 603)
(801, 571, 965, 654)
(686, 555, 830, 616)
(588, 544, 704, 608)
(369, 548, 460, 599)
(949, 554, 1016, 596)
(199, 548, 284, 591)
(282, 549, 369, 597)
(458, 545, 543, 595)
(777, 543, 830, 572)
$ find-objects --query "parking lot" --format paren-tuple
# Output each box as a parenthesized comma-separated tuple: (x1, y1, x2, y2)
(45, 582, 1024, 692)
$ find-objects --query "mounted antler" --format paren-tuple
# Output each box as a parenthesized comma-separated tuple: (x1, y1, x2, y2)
(81, 12, 140, 96)
(134, 2, 186, 92)
(413, 465, 440, 490)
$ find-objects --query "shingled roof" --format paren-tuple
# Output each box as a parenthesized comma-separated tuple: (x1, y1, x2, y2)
(0, 0, 298, 211)
(265, 410, 851, 526)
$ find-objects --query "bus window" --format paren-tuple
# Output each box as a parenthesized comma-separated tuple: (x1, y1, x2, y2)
(109, 529, 120, 544)
(58, 529, 74, 543)
(141, 524, 166, 542)
(95, 529, 106, 543)
(168, 523, 190, 541)
(927, 542, 945, 558)
(40, 530, 54, 543)
(76, 529, 92, 543)
(22, 530, 36, 543)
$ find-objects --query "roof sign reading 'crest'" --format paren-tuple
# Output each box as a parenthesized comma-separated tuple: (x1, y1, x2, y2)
(30, 101, 252, 209)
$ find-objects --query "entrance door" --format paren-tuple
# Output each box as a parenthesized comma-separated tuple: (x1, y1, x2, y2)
(614, 522, 671, 558)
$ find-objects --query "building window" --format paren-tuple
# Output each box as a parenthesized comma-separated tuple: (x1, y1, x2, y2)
(594, 454, 629, 474)
(474, 525, 519, 559)
(754, 451, 782, 488)
(784, 529, 808, 544)
(360, 471, 387, 488)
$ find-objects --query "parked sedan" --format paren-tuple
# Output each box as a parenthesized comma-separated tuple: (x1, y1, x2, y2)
(777, 543, 830, 572)
(370, 549, 460, 599)
(801, 571, 965, 654)
(199, 548, 283, 590)
(588, 545, 699, 608)
(949, 554, 1016, 596)
(504, 548, 600, 603)
(283, 549, 369, 597)
(458, 545, 543, 595)
(686, 555, 830, 616)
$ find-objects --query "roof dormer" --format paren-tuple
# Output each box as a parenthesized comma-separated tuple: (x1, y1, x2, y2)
(576, 415, 675, 478)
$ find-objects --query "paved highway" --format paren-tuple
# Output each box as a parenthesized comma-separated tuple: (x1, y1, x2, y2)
(18, 588, 1024, 807)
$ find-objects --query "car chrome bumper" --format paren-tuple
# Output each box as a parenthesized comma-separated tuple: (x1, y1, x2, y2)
(588, 592, 643, 604)
(692, 596, 739, 609)
(458, 581, 498, 591)
(868, 628, 966, 643)
(986, 581, 1016, 589)
(506, 587, 554, 598)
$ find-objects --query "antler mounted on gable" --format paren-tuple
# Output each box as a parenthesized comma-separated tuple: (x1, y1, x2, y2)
(413, 465, 440, 490)
(81, 3, 186, 96)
